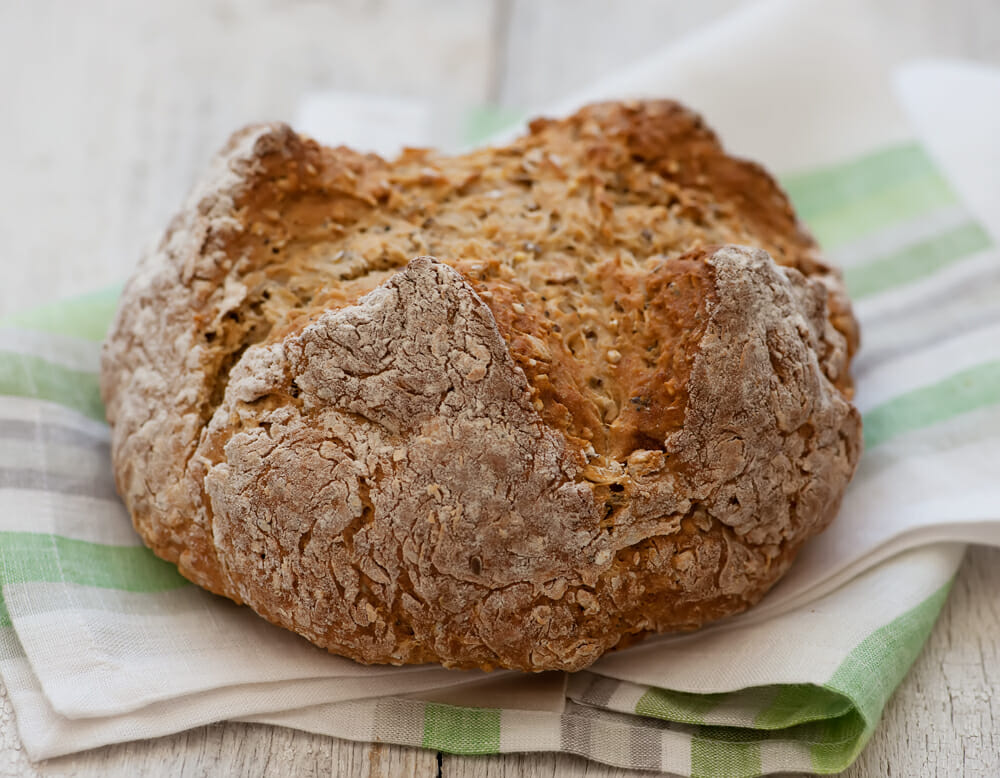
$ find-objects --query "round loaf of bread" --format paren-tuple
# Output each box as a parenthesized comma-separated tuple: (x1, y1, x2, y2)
(101, 100, 861, 672)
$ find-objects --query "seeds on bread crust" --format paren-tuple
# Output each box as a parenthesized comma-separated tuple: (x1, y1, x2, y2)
(101, 100, 861, 671)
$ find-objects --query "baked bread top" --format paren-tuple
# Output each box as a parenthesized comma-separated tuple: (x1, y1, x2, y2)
(101, 100, 861, 671)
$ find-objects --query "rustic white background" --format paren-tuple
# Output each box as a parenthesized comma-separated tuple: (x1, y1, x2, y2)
(1, 1, 998, 776)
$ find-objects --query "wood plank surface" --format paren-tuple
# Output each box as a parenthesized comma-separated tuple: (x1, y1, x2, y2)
(846, 548, 1000, 777)
(36, 728, 438, 778)
(1, 1, 998, 776)
(0, 0, 499, 316)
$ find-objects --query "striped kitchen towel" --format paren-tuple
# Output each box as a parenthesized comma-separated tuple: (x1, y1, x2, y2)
(3, 0, 1000, 774)
(1, 127, 993, 776)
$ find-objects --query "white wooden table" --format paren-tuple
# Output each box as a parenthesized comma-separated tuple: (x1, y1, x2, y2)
(1, 2, 998, 775)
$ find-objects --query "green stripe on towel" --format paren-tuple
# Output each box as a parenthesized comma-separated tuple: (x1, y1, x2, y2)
(0, 286, 120, 342)
(422, 703, 501, 754)
(0, 353, 104, 421)
(753, 685, 852, 730)
(636, 688, 726, 726)
(690, 727, 763, 778)
(810, 580, 952, 771)
(844, 220, 992, 299)
(864, 360, 1000, 449)
(0, 532, 188, 592)
(782, 143, 959, 249)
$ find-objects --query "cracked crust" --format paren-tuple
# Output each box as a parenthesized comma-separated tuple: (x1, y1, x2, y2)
(101, 100, 861, 671)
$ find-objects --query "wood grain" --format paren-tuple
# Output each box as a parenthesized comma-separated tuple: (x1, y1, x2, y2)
(1, 0, 999, 776)
(495, 0, 741, 109)
(28, 725, 438, 778)
(0, 0, 498, 318)
(845, 548, 1000, 778)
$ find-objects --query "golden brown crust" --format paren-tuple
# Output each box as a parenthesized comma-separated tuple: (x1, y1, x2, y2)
(101, 100, 861, 671)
